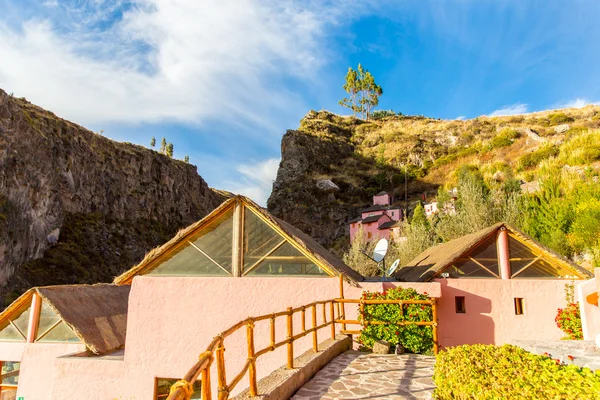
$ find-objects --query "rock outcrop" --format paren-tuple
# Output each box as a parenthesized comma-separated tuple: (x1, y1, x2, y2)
(268, 108, 600, 253)
(0, 89, 225, 304)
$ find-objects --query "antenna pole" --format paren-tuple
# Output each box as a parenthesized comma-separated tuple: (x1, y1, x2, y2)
(404, 163, 407, 219)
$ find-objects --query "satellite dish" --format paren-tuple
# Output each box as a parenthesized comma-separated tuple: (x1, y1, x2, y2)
(388, 259, 400, 276)
(373, 238, 388, 263)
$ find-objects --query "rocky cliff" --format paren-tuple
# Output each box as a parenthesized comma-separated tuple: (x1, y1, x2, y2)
(268, 107, 600, 253)
(0, 89, 225, 304)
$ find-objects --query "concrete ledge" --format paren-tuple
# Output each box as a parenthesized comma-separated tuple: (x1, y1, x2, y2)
(512, 339, 600, 371)
(233, 335, 352, 400)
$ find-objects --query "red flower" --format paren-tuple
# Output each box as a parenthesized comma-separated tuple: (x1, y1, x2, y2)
(567, 355, 575, 361)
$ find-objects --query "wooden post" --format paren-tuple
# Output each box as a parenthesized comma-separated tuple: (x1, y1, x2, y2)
(27, 293, 42, 343)
(301, 307, 306, 332)
(201, 368, 212, 400)
(270, 315, 276, 349)
(312, 305, 318, 352)
(497, 228, 511, 280)
(322, 303, 326, 326)
(432, 300, 439, 355)
(360, 300, 366, 328)
(339, 275, 346, 332)
(216, 338, 227, 400)
(232, 199, 244, 277)
(329, 301, 335, 339)
(247, 320, 257, 396)
(287, 307, 294, 369)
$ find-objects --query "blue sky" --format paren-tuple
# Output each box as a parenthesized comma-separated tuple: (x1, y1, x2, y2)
(1, 1, 600, 204)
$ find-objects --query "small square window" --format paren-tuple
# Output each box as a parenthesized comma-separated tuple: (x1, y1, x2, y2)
(367, 232, 372, 238)
(514, 298, 524, 315)
(455, 296, 466, 314)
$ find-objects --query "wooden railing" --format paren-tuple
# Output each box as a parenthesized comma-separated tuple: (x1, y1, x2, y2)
(167, 279, 438, 400)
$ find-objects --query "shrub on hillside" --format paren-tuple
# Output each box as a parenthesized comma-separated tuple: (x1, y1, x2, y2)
(518, 144, 559, 169)
(559, 130, 600, 165)
(371, 109, 402, 119)
(434, 344, 600, 400)
(548, 112, 574, 125)
(357, 288, 433, 354)
(489, 128, 521, 149)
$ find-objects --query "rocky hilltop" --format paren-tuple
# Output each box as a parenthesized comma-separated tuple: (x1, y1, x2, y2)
(268, 107, 600, 253)
(0, 89, 225, 304)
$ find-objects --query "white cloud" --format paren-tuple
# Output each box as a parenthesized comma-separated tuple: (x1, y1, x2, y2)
(556, 98, 600, 109)
(455, 116, 466, 120)
(223, 158, 280, 206)
(0, 1, 362, 130)
(488, 103, 528, 117)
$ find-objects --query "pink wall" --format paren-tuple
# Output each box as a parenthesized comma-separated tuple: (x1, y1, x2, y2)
(0, 341, 86, 400)
(373, 193, 391, 205)
(387, 208, 402, 221)
(46, 277, 439, 399)
(435, 278, 571, 348)
(10, 275, 577, 398)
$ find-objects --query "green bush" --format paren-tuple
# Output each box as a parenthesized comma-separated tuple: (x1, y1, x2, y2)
(518, 144, 559, 169)
(371, 109, 402, 119)
(434, 344, 600, 400)
(357, 287, 433, 354)
(548, 112, 574, 125)
(489, 128, 521, 149)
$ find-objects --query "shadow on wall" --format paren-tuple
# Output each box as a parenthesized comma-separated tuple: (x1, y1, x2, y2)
(438, 279, 495, 349)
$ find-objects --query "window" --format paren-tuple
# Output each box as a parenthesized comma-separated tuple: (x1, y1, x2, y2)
(243, 209, 326, 276)
(0, 361, 20, 399)
(35, 302, 80, 343)
(367, 232, 372, 239)
(455, 297, 466, 313)
(0, 303, 30, 342)
(508, 236, 575, 279)
(391, 212, 394, 217)
(514, 298, 524, 315)
(156, 378, 201, 399)
(446, 235, 500, 278)
(149, 207, 234, 276)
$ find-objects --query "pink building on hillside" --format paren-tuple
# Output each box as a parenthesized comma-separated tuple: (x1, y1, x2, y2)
(0, 196, 593, 399)
(349, 191, 403, 243)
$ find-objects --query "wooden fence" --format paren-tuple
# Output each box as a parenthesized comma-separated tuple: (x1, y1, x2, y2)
(167, 277, 438, 400)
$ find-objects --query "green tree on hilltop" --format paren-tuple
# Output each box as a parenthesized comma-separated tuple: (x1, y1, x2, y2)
(340, 64, 382, 120)
(184, 155, 190, 163)
(150, 137, 156, 148)
(159, 137, 167, 154)
(340, 66, 360, 116)
(166, 143, 174, 158)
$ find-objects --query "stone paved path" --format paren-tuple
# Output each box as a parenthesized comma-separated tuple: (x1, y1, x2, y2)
(292, 351, 436, 399)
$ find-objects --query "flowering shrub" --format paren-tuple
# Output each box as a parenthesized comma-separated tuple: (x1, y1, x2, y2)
(434, 344, 600, 400)
(556, 303, 583, 339)
(555, 282, 583, 340)
(357, 287, 433, 354)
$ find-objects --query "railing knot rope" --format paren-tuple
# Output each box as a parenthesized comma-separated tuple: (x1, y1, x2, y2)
(198, 351, 213, 362)
(218, 386, 230, 396)
(248, 356, 256, 363)
(247, 318, 255, 329)
(169, 379, 194, 397)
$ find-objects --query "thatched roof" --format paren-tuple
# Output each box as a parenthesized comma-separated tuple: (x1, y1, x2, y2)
(395, 222, 592, 282)
(114, 195, 364, 284)
(0, 284, 130, 355)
